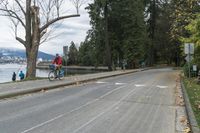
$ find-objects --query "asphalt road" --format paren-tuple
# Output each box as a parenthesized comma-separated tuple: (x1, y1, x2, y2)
(0, 68, 178, 133)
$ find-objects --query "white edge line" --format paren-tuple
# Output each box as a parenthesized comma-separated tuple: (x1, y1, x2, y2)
(21, 114, 64, 133)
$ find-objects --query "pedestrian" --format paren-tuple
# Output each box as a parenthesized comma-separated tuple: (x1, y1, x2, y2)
(19, 71, 25, 80)
(12, 72, 16, 81)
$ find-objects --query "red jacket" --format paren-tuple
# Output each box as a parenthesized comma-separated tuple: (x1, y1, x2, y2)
(52, 56, 62, 65)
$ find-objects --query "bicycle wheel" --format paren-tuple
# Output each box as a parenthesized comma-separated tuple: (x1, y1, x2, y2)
(48, 71, 55, 81)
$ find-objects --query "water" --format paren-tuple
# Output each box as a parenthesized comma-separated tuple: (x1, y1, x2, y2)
(0, 64, 49, 83)
(0, 64, 103, 83)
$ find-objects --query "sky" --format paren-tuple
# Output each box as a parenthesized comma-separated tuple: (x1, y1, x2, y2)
(0, 0, 92, 55)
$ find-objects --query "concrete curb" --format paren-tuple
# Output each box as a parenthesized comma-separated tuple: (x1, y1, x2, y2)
(0, 69, 147, 99)
(181, 80, 200, 133)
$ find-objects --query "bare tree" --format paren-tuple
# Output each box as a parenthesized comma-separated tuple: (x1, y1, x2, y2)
(0, 0, 86, 78)
(70, 0, 87, 14)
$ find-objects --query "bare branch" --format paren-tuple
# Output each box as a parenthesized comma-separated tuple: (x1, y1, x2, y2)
(54, 0, 64, 17)
(40, 14, 80, 32)
(0, 8, 25, 28)
(14, 0, 25, 15)
(70, 0, 87, 14)
(16, 37, 26, 46)
(40, 19, 65, 44)
(40, 31, 46, 38)
(10, 17, 19, 37)
(0, 13, 15, 17)
(40, 29, 62, 45)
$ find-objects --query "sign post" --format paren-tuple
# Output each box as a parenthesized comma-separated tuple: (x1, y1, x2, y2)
(184, 43, 194, 78)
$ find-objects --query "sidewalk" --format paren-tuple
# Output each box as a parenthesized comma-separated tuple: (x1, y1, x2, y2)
(0, 69, 146, 99)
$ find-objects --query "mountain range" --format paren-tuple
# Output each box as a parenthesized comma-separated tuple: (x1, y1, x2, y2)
(0, 47, 54, 60)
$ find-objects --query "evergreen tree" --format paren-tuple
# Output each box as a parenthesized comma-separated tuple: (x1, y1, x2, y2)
(86, 0, 148, 69)
(78, 41, 96, 66)
(120, 0, 147, 68)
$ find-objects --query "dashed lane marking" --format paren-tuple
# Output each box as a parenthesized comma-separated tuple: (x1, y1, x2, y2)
(115, 82, 126, 85)
(135, 84, 146, 87)
(96, 81, 107, 84)
(156, 85, 168, 89)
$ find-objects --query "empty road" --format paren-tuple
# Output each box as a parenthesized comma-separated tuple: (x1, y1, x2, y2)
(0, 68, 178, 133)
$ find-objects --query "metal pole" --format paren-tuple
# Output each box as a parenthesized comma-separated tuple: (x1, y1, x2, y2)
(188, 44, 191, 78)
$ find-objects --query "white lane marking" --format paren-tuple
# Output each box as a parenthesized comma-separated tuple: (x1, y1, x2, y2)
(156, 85, 168, 89)
(96, 81, 107, 84)
(135, 84, 146, 87)
(21, 114, 64, 133)
(20, 83, 127, 133)
(72, 86, 137, 133)
(115, 82, 126, 85)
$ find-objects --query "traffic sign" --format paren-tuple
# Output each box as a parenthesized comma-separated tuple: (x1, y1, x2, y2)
(185, 43, 194, 54)
(185, 55, 193, 62)
(193, 65, 197, 71)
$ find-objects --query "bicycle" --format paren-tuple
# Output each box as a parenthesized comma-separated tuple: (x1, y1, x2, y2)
(48, 64, 65, 81)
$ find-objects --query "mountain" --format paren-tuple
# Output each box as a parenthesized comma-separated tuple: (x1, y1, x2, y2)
(0, 47, 54, 60)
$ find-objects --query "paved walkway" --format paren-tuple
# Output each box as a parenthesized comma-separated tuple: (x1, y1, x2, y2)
(0, 69, 145, 99)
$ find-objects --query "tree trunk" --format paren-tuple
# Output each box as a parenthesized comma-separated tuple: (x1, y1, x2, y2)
(104, 1, 112, 71)
(148, 0, 157, 66)
(26, 47, 38, 78)
(26, 5, 40, 79)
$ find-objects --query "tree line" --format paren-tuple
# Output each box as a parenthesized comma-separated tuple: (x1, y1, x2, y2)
(66, 0, 200, 70)
(1, 0, 200, 78)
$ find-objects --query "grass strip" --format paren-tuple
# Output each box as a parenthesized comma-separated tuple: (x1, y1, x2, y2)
(183, 77, 200, 127)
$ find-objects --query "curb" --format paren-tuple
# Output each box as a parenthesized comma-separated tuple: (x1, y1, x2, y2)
(0, 69, 146, 99)
(181, 80, 200, 133)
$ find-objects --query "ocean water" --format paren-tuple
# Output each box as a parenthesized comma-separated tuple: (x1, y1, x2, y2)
(0, 64, 49, 83)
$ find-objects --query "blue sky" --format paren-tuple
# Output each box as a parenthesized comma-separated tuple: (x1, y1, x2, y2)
(0, 1, 92, 55)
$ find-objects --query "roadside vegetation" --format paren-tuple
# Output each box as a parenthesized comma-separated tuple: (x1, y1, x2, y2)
(183, 77, 200, 127)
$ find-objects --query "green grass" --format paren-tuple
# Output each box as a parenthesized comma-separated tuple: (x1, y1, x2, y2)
(183, 77, 200, 127)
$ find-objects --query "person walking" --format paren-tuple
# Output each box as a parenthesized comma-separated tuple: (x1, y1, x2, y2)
(19, 71, 25, 80)
(12, 72, 16, 81)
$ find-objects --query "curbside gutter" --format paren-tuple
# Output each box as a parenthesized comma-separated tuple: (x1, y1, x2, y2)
(181, 80, 200, 133)
(0, 69, 148, 99)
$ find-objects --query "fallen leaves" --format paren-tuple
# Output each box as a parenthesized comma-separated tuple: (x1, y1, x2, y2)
(180, 116, 188, 126)
(176, 95, 185, 106)
(183, 127, 191, 133)
(175, 77, 185, 106)
(176, 74, 191, 132)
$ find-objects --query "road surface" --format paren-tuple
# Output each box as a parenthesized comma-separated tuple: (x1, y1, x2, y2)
(0, 68, 178, 133)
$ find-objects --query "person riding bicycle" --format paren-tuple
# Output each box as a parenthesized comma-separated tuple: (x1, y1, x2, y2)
(52, 53, 62, 78)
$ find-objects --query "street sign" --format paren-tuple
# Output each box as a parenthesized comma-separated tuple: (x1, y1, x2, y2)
(193, 65, 197, 71)
(185, 55, 193, 62)
(184, 43, 194, 54)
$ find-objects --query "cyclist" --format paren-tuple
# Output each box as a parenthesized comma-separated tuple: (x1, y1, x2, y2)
(52, 53, 62, 78)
